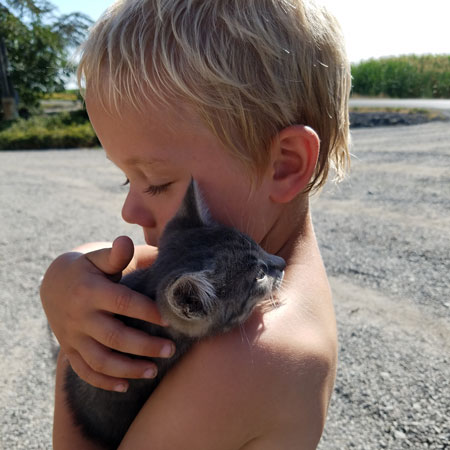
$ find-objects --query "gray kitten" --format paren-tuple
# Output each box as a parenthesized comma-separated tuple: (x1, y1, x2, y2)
(64, 180, 285, 449)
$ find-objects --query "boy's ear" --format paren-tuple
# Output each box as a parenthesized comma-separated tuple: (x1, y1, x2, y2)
(269, 125, 319, 203)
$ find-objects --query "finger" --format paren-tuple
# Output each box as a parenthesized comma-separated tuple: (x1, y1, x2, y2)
(91, 280, 168, 327)
(66, 349, 131, 392)
(85, 236, 134, 276)
(109, 236, 135, 274)
(87, 313, 175, 359)
(69, 339, 160, 386)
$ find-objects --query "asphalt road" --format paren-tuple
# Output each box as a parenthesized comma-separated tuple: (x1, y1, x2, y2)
(0, 120, 449, 449)
(349, 98, 450, 117)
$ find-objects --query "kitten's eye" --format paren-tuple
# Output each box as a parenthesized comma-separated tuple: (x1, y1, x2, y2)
(144, 182, 173, 196)
(122, 178, 130, 186)
(255, 264, 268, 282)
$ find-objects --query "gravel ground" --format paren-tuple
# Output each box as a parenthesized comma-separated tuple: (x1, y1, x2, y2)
(1, 120, 449, 449)
(315, 121, 450, 450)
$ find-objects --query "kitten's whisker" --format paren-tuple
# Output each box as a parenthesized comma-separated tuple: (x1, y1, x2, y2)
(269, 293, 278, 309)
(278, 279, 293, 291)
(238, 322, 246, 344)
(277, 285, 290, 296)
(239, 323, 254, 366)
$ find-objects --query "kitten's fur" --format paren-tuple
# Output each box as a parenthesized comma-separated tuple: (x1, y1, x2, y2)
(64, 180, 286, 449)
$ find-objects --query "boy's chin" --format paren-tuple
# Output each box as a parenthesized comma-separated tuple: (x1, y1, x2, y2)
(144, 232, 158, 247)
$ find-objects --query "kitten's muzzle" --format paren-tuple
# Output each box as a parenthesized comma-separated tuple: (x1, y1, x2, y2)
(266, 254, 286, 289)
(267, 254, 286, 273)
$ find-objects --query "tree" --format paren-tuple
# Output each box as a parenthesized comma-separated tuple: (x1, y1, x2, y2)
(0, 0, 92, 112)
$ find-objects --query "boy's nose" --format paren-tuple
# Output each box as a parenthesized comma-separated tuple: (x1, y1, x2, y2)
(121, 191, 156, 228)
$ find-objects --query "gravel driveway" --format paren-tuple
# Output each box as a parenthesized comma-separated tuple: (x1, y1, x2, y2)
(1, 121, 449, 449)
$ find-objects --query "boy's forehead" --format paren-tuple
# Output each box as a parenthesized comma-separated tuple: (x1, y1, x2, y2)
(87, 89, 233, 172)
(87, 90, 222, 160)
(85, 84, 203, 128)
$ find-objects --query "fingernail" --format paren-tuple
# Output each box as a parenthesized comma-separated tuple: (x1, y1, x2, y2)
(160, 343, 174, 358)
(114, 383, 128, 393)
(143, 368, 157, 379)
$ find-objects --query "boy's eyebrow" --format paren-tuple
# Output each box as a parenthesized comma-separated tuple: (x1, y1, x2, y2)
(105, 155, 166, 167)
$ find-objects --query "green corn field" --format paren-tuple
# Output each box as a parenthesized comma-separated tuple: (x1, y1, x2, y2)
(351, 54, 450, 98)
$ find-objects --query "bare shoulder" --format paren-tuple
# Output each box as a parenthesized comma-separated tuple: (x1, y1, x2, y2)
(120, 276, 337, 450)
(239, 294, 338, 449)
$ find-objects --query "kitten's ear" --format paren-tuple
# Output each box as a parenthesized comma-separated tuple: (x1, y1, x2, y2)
(174, 179, 212, 227)
(167, 272, 216, 320)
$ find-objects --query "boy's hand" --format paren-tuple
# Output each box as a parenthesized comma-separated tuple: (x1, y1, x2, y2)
(40, 236, 174, 392)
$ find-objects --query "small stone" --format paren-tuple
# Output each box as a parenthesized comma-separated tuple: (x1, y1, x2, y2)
(394, 430, 407, 440)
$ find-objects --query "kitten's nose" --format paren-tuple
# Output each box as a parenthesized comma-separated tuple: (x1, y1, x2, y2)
(268, 254, 286, 272)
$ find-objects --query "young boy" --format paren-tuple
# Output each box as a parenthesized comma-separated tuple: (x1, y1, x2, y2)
(41, 0, 351, 448)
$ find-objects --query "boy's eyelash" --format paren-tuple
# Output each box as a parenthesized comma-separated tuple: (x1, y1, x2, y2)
(121, 178, 172, 195)
(122, 178, 172, 195)
(144, 182, 172, 196)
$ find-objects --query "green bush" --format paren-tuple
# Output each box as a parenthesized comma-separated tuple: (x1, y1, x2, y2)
(0, 112, 100, 150)
(351, 54, 450, 98)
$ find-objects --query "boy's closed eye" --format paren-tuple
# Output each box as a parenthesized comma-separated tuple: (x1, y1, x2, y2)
(143, 182, 173, 196)
(121, 177, 173, 196)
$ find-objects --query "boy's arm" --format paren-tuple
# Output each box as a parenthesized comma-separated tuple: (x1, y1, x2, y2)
(53, 352, 104, 450)
(60, 241, 158, 276)
(119, 320, 335, 450)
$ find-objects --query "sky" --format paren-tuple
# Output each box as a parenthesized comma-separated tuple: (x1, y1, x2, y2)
(52, 0, 450, 63)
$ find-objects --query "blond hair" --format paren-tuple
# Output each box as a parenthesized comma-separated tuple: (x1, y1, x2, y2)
(78, 0, 351, 191)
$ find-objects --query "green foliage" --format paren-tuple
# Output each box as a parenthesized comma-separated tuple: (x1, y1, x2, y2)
(351, 55, 450, 98)
(41, 90, 79, 101)
(0, 111, 100, 149)
(0, 1, 92, 108)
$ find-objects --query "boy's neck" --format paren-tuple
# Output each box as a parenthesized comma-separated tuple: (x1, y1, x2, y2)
(261, 198, 317, 263)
